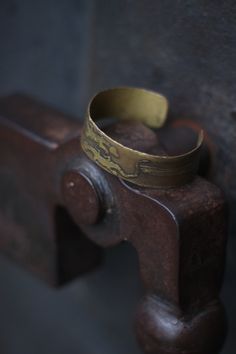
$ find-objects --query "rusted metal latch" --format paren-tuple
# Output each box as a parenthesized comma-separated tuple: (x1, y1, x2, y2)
(0, 90, 228, 354)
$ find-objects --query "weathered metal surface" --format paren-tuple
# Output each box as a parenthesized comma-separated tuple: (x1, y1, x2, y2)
(88, 0, 236, 205)
(0, 94, 228, 353)
(0, 94, 100, 284)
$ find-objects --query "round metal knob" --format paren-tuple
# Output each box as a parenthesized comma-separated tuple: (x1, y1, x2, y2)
(62, 170, 101, 225)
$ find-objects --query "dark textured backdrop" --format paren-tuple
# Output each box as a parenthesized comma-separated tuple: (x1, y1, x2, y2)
(0, 0, 235, 353)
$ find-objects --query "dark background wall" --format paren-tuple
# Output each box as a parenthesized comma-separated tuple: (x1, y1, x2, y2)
(0, 0, 235, 353)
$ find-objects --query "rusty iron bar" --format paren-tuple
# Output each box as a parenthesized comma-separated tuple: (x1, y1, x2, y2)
(0, 94, 228, 354)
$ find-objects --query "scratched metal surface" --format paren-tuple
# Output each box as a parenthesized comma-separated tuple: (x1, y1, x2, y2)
(0, 0, 235, 353)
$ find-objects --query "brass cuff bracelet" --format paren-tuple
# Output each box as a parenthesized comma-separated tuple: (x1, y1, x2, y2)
(81, 87, 203, 188)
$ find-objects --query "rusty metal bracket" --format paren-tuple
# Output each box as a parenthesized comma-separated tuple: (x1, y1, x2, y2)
(0, 94, 228, 354)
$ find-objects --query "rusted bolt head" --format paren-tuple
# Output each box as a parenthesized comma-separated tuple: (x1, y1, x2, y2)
(62, 170, 101, 225)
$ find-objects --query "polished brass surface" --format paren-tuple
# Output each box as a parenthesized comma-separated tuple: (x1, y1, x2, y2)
(81, 87, 203, 188)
